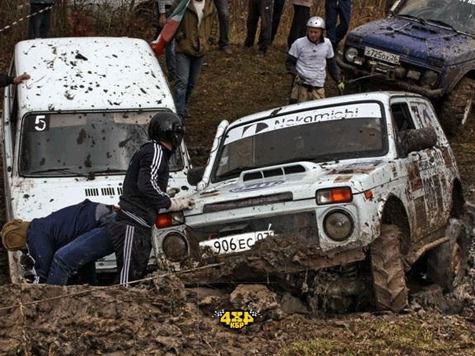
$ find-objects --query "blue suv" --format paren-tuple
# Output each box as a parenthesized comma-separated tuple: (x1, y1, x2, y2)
(337, 0, 475, 135)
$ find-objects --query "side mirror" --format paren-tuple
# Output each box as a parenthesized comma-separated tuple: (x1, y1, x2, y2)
(187, 166, 205, 186)
(401, 127, 437, 156)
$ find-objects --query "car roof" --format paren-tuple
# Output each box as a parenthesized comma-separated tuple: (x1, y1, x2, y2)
(14, 37, 174, 115)
(229, 91, 423, 128)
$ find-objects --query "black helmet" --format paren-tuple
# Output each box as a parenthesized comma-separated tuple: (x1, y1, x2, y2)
(148, 112, 184, 149)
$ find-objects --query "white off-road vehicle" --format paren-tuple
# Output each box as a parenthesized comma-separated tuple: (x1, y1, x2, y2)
(1, 37, 191, 282)
(153, 92, 469, 312)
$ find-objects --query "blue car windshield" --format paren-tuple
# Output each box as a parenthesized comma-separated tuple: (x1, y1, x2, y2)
(397, 0, 475, 35)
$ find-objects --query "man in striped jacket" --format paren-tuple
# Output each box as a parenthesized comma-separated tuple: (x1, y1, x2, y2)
(109, 112, 194, 285)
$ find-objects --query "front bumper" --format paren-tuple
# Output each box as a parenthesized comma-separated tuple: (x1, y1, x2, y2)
(337, 57, 444, 98)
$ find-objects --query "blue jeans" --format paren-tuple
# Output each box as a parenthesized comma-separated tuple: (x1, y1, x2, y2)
(325, 0, 352, 49)
(214, 0, 230, 49)
(165, 40, 176, 82)
(175, 53, 204, 119)
(47, 226, 114, 285)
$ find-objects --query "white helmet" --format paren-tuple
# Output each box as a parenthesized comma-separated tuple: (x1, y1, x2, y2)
(306, 16, 325, 29)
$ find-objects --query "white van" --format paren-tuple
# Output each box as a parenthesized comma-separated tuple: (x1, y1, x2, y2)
(2, 37, 191, 282)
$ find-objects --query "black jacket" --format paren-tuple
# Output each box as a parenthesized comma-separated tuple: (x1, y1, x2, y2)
(119, 140, 172, 226)
(0, 73, 14, 88)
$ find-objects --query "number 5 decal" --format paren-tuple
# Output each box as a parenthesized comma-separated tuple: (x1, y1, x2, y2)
(34, 115, 47, 131)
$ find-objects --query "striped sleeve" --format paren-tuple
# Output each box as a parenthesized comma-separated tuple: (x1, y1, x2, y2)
(137, 143, 171, 211)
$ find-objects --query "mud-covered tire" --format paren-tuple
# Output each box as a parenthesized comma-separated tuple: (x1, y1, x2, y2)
(440, 77, 475, 137)
(370, 225, 408, 312)
(427, 219, 468, 292)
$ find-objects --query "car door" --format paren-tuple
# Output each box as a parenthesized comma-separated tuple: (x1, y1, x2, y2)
(390, 98, 434, 240)
(408, 98, 452, 231)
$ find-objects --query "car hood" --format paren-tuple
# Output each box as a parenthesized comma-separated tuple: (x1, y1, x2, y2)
(186, 160, 390, 216)
(10, 173, 190, 220)
(348, 17, 475, 65)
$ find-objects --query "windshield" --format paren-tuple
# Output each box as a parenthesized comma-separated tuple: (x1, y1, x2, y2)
(213, 102, 387, 182)
(396, 0, 475, 35)
(20, 112, 184, 177)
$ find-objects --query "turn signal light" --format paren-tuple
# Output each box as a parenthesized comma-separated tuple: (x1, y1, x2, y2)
(155, 212, 185, 228)
(156, 214, 173, 228)
(316, 187, 353, 205)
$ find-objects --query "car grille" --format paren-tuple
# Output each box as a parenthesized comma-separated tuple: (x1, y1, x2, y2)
(203, 192, 293, 213)
(188, 211, 318, 243)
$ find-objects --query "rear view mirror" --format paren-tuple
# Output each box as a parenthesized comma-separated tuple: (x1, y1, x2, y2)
(187, 166, 205, 186)
(401, 127, 437, 156)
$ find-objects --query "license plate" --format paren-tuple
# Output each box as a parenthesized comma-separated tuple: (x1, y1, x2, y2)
(364, 46, 400, 64)
(199, 230, 275, 255)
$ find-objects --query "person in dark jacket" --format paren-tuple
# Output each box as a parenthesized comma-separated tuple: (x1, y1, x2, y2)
(244, 0, 274, 55)
(325, 0, 352, 50)
(29, 0, 54, 39)
(0, 73, 30, 87)
(1, 200, 115, 284)
(109, 112, 194, 285)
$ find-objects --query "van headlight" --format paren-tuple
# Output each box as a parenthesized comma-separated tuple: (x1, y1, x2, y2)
(323, 210, 354, 241)
(345, 47, 359, 63)
(162, 232, 188, 262)
(420, 70, 438, 87)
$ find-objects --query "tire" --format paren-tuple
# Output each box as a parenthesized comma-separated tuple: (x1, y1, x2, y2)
(439, 77, 475, 137)
(427, 219, 467, 292)
(370, 225, 409, 312)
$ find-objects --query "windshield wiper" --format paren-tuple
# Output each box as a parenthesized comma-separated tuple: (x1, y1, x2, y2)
(29, 167, 91, 179)
(425, 19, 458, 32)
(397, 14, 426, 24)
(89, 168, 126, 175)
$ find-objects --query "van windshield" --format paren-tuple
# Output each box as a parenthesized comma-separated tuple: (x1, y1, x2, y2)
(20, 112, 184, 177)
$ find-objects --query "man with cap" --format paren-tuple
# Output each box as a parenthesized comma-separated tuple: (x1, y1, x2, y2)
(108, 111, 194, 285)
(1, 200, 115, 284)
(286, 16, 345, 103)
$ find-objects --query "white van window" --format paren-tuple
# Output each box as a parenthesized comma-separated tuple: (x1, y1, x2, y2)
(20, 112, 184, 177)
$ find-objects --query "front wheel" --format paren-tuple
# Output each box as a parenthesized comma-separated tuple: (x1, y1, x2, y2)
(439, 77, 475, 137)
(370, 225, 409, 312)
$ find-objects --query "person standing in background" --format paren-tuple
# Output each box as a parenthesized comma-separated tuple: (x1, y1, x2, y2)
(158, 0, 177, 82)
(325, 0, 352, 50)
(270, 0, 286, 44)
(214, 0, 232, 54)
(287, 0, 313, 49)
(173, 0, 217, 120)
(244, 0, 274, 56)
(29, 0, 54, 38)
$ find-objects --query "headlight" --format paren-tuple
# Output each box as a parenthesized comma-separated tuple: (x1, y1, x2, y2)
(406, 70, 421, 81)
(420, 70, 438, 87)
(394, 66, 407, 79)
(323, 210, 354, 241)
(345, 47, 359, 63)
(162, 232, 188, 262)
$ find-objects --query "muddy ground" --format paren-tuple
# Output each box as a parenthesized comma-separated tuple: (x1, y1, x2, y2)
(0, 43, 474, 355)
(1, 1, 475, 351)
